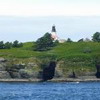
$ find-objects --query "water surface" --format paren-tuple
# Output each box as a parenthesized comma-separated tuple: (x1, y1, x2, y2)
(0, 82, 100, 100)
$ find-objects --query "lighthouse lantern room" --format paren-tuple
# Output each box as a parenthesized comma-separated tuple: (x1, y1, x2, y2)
(51, 25, 58, 41)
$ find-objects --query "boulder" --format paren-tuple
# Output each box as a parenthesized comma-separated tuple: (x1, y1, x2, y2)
(27, 63, 37, 68)
(54, 70, 63, 78)
(13, 64, 25, 70)
(8, 64, 25, 72)
(9, 71, 21, 78)
(19, 69, 41, 79)
(0, 58, 6, 62)
(0, 71, 11, 79)
(19, 69, 30, 78)
(0, 64, 6, 71)
(7, 64, 26, 78)
(54, 61, 64, 78)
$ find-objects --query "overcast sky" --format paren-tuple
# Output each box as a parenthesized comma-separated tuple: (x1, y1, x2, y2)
(0, 0, 100, 16)
(0, 0, 100, 42)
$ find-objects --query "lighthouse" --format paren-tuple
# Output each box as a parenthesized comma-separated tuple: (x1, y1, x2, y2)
(51, 25, 58, 41)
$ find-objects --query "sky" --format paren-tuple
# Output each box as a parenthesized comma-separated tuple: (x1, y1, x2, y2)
(0, 0, 100, 42)
(0, 0, 100, 16)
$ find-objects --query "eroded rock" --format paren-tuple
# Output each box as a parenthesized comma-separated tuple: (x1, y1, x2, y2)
(0, 58, 6, 62)
(0, 71, 11, 79)
(0, 64, 6, 71)
(95, 64, 100, 78)
(42, 61, 56, 81)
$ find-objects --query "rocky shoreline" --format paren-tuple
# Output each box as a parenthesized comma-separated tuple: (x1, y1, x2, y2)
(0, 57, 100, 82)
(0, 78, 100, 83)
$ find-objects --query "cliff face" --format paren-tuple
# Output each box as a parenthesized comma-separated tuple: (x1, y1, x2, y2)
(55, 60, 96, 79)
(0, 57, 98, 80)
(0, 58, 11, 79)
(0, 58, 41, 79)
(95, 64, 100, 78)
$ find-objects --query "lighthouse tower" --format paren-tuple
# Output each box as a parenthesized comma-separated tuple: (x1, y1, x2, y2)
(51, 25, 58, 41)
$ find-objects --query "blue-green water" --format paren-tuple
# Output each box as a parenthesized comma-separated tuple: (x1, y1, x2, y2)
(0, 82, 100, 100)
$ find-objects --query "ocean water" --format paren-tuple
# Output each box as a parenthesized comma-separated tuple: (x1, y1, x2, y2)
(0, 82, 100, 100)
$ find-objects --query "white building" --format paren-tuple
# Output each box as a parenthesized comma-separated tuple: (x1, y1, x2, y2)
(51, 25, 58, 41)
(51, 25, 66, 43)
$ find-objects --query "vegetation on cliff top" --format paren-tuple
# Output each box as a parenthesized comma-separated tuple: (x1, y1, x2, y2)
(0, 32, 100, 60)
(0, 41, 99, 60)
(0, 32, 100, 76)
(0, 41, 99, 76)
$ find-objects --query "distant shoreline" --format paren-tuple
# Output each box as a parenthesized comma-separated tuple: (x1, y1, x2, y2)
(0, 78, 100, 83)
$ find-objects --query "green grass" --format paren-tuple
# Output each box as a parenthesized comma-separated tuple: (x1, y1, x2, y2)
(0, 41, 99, 73)
(0, 42, 100, 60)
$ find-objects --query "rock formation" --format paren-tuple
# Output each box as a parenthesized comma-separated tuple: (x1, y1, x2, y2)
(42, 61, 56, 81)
(95, 64, 100, 78)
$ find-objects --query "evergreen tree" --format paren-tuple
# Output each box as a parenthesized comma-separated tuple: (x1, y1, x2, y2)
(0, 41, 4, 49)
(34, 33, 54, 51)
(78, 38, 84, 42)
(4, 42, 12, 49)
(18, 43, 23, 47)
(92, 32, 100, 42)
(66, 38, 73, 42)
(12, 40, 23, 48)
(12, 40, 19, 47)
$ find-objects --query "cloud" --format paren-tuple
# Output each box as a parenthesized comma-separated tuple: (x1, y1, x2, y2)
(0, 0, 100, 16)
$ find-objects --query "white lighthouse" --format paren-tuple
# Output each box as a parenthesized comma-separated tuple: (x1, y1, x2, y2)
(51, 25, 58, 41)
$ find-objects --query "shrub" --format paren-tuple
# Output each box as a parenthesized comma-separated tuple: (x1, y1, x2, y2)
(4, 42, 12, 49)
(12, 40, 23, 48)
(83, 47, 92, 53)
(78, 38, 84, 42)
(0, 41, 4, 49)
(92, 32, 100, 42)
(66, 38, 73, 42)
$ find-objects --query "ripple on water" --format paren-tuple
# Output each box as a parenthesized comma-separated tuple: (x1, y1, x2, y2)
(0, 82, 100, 100)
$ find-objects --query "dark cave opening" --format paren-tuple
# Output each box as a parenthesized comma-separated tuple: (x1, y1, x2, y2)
(42, 61, 56, 81)
(95, 64, 100, 78)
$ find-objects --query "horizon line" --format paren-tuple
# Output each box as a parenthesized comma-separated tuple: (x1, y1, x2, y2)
(0, 15, 100, 18)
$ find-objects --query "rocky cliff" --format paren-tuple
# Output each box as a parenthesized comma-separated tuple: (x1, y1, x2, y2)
(0, 57, 98, 81)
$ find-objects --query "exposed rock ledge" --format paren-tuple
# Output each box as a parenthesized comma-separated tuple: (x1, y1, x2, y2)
(0, 57, 100, 82)
(0, 78, 100, 82)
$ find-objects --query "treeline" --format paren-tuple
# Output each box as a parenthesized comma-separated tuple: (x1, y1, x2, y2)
(34, 32, 100, 51)
(0, 40, 23, 49)
(70, 32, 100, 42)
(67, 32, 100, 42)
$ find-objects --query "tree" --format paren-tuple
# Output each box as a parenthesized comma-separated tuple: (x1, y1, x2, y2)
(53, 40, 59, 46)
(12, 40, 19, 47)
(92, 32, 100, 42)
(4, 42, 12, 49)
(78, 38, 84, 42)
(0, 41, 4, 49)
(34, 33, 54, 51)
(12, 40, 23, 48)
(66, 38, 73, 42)
(18, 43, 23, 47)
(84, 38, 91, 42)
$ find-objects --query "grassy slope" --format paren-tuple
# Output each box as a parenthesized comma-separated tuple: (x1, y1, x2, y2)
(0, 42, 100, 59)
(0, 42, 100, 75)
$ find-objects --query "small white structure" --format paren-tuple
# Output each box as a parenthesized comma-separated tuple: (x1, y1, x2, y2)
(51, 25, 58, 41)
(51, 25, 66, 43)
(59, 39, 66, 43)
